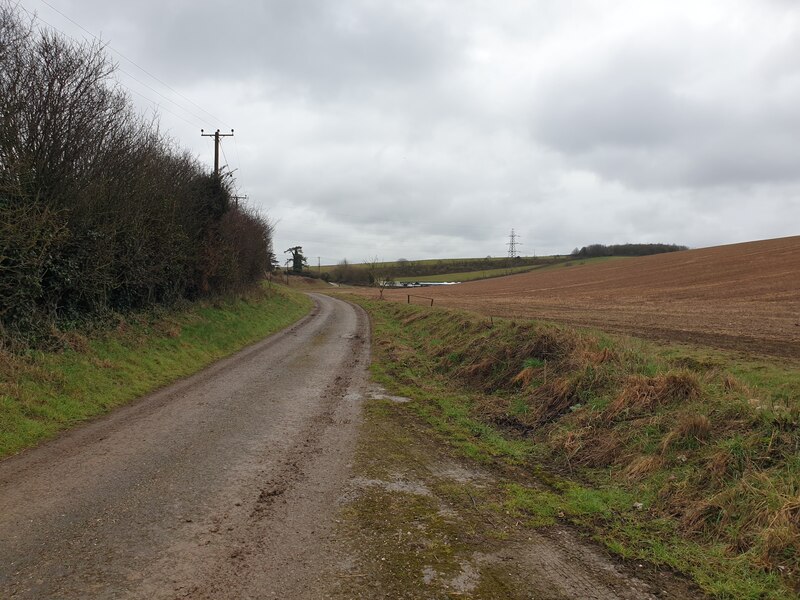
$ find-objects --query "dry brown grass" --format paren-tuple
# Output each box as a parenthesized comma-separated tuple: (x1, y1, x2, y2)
(764, 497, 800, 562)
(677, 472, 800, 581)
(549, 426, 628, 468)
(517, 328, 580, 361)
(472, 394, 513, 424)
(623, 454, 665, 480)
(660, 414, 713, 452)
(575, 431, 625, 467)
(401, 312, 430, 326)
(722, 373, 742, 392)
(604, 371, 701, 421)
(587, 347, 618, 365)
(511, 366, 535, 387)
(526, 377, 579, 424)
(0, 348, 57, 390)
(682, 498, 726, 534)
(462, 357, 497, 379)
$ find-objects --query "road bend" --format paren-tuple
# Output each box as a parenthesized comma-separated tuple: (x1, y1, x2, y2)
(0, 293, 370, 599)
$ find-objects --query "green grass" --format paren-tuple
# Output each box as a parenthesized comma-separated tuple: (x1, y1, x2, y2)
(0, 285, 312, 458)
(395, 264, 545, 283)
(350, 296, 800, 600)
(319, 256, 557, 272)
(549, 255, 629, 268)
(392, 256, 629, 283)
(660, 345, 800, 409)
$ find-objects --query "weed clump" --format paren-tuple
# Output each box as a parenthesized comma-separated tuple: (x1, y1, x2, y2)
(660, 413, 713, 451)
(604, 371, 701, 421)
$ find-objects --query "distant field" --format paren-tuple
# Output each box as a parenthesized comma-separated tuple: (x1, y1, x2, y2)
(394, 256, 627, 283)
(319, 256, 562, 273)
(362, 236, 800, 357)
(395, 264, 543, 282)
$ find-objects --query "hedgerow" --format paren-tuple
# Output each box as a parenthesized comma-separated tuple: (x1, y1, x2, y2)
(0, 2, 274, 346)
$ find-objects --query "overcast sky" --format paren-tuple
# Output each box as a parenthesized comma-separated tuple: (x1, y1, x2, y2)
(22, 0, 800, 263)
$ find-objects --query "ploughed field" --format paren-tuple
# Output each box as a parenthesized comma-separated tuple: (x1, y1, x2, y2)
(379, 236, 800, 358)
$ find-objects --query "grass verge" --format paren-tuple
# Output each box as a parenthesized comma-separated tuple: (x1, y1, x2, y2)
(0, 284, 312, 458)
(349, 296, 799, 600)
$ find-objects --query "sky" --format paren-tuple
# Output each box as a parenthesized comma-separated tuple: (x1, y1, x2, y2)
(18, 0, 800, 264)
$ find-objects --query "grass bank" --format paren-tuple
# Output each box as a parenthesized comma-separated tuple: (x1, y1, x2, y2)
(0, 285, 312, 458)
(351, 297, 799, 599)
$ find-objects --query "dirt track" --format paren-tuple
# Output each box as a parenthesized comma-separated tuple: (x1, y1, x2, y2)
(0, 294, 370, 599)
(379, 236, 800, 357)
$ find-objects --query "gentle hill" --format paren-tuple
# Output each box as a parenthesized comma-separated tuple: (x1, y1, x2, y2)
(320, 256, 564, 284)
(379, 236, 800, 357)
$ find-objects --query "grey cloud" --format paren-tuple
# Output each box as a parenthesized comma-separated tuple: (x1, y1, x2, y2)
(86, 0, 460, 98)
(529, 26, 800, 188)
(36, 0, 800, 262)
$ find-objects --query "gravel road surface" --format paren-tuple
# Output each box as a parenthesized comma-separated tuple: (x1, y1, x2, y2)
(0, 293, 369, 599)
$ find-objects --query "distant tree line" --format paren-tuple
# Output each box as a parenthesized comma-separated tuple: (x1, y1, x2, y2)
(324, 259, 373, 285)
(570, 243, 688, 258)
(0, 2, 274, 344)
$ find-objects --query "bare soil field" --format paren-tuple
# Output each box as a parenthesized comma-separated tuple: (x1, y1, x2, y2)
(376, 236, 800, 357)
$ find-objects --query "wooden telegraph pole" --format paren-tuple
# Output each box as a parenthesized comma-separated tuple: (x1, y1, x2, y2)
(201, 129, 234, 176)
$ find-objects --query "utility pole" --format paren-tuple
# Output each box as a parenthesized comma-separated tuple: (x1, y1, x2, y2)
(201, 129, 234, 176)
(232, 194, 248, 207)
(318, 257, 321, 273)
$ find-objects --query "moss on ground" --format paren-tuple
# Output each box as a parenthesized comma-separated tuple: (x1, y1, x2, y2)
(334, 400, 506, 598)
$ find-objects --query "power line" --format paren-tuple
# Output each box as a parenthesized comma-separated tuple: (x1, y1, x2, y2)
(219, 139, 231, 174)
(232, 135, 247, 199)
(27, 1, 247, 188)
(220, 138, 249, 199)
(17, 3, 205, 128)
(123, 86, 201, 128)
(116, 66, 213, 126)
(37, 0, 230, 128)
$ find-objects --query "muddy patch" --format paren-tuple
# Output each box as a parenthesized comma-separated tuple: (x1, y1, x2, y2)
(429, 459, 490, 485)
(368, 383, 412, 403)
(345, 475, 432, 499)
